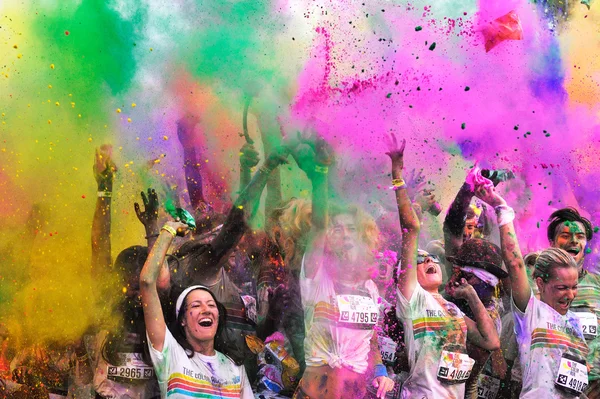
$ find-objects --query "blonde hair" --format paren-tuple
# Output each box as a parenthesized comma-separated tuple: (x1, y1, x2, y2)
(532, 248, 577, 282)
(269, 198, 313, 249)
(329, 203, 380, 253)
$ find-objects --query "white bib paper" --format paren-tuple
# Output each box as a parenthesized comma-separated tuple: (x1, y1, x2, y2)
(336, 295, 378, 325)
(477, 374, 501, 399)
(378, 335, 397, 364)
(107, 353, 154, 380)
(555, 356, 588, 394)
(437, 351, 475, 383)
(573, 311, 598, 338)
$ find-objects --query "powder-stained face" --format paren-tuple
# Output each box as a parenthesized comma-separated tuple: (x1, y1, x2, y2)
(463, 218, 478, 239)
(552, 221, 587, 266)
(326, 214, 361, 262)
(536, 266, 578, 315)
(182, 289, 219, 344)
(416, 252, 443, 291)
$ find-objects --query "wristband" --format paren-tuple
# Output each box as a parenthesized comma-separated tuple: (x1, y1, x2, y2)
(161, 225, 177, 237)
(314, 165, 329, 174)
(374, 363, 388, 378)
(391, 178, 405, 188)
(97, 191, 112, 198)
(495, 204, 515, 227)
(259, 166, 271, 174)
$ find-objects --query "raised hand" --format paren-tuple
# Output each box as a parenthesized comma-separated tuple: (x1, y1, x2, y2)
(93, 144, 117, 186)
(163, 219, 190, 237)
(446, 277, 476, 300)
(176, 114, 200, 148)
(134, 188, 159, 230)
(465, 163, 493, 191)
(473, 181, 506, 208)
(405, 168, 427, 199)
(383, 133, 406, 168)
(239, 143, 260, 169)
(264, 145, 291, 170)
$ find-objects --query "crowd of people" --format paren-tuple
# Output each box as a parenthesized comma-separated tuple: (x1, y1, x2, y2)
(0, 114, 599, 399)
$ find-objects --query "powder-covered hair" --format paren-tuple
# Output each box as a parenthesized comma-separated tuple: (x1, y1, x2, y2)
(329, 203, 380, 253)
(532, 248, 578, 282)
(268, 198, 313, 250)
(547, 207, 593, 242)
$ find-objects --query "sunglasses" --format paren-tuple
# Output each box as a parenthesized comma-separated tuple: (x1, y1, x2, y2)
(417, 254, 440, 264)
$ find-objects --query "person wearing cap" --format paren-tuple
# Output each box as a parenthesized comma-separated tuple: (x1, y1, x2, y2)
(474, 181, 589, 398)
(547, 208, 600, 398)
(387, 134, 500, 399)
(444, 239, 509, 399)
(140, 219, 253, 399)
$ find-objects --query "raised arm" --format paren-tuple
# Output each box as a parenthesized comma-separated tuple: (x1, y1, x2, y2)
(448, 280, 500, 351)
(238, 143, 259, 193)
(176, 114, 206, 209)
(140, 220, 189, 352)
(291, 136, 332, 279)
(180, 147, 290, 285)
(91, 145, 117, 276)
(134, 188, 170, 291)
(474, 183, 530, 312)
(256, 111, 284, 219)
(385, 134, 420, 300)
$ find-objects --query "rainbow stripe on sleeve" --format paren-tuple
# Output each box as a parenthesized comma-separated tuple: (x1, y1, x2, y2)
(167, 373, 242, 398)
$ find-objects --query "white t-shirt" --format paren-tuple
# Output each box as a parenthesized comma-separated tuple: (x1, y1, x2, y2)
(396, 283, 469, 399)
(513, 293, 589, 398)
(147, 327, 253, 399)
(300, 257, 380, 374)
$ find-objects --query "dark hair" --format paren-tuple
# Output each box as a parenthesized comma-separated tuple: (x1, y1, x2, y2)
(532, 248, 578, 283)
(169, 287, 245, 365)
(101, 246, 151, 366)
(547, 207, 593, 242)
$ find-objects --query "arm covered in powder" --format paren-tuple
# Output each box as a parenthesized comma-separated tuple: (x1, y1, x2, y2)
(91, 145, 116, 275)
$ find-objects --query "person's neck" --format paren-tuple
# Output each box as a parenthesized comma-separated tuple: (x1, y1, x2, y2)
(189, 338, 216, 356)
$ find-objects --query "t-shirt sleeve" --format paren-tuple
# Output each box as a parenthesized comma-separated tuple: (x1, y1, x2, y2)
(239, 364, 254, 399)
(396, 283, 426, 320)
(512, 290, 535, 338)
(300, 253, 326, 307)
(147, 326, 177, 382)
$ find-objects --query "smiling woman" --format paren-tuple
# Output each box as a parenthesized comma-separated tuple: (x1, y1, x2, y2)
(139, 220, 253, 399)
(473, 181, 590, 398)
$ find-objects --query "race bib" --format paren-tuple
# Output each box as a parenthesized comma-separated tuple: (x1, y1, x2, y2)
(573, 311, 598, 338)
(107, 353, 154, 381)
(555, 355, 588, 395)
(378, 335, 397, 364)
(437, 351, 475, 384)
(336, 295, 378, 326)
(476, 374, 501, 399)
(241, 295, 258, 325)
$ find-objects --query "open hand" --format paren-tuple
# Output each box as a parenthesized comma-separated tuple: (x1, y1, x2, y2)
(134, 188, 159, 229)
(383, 133, 406, 167)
